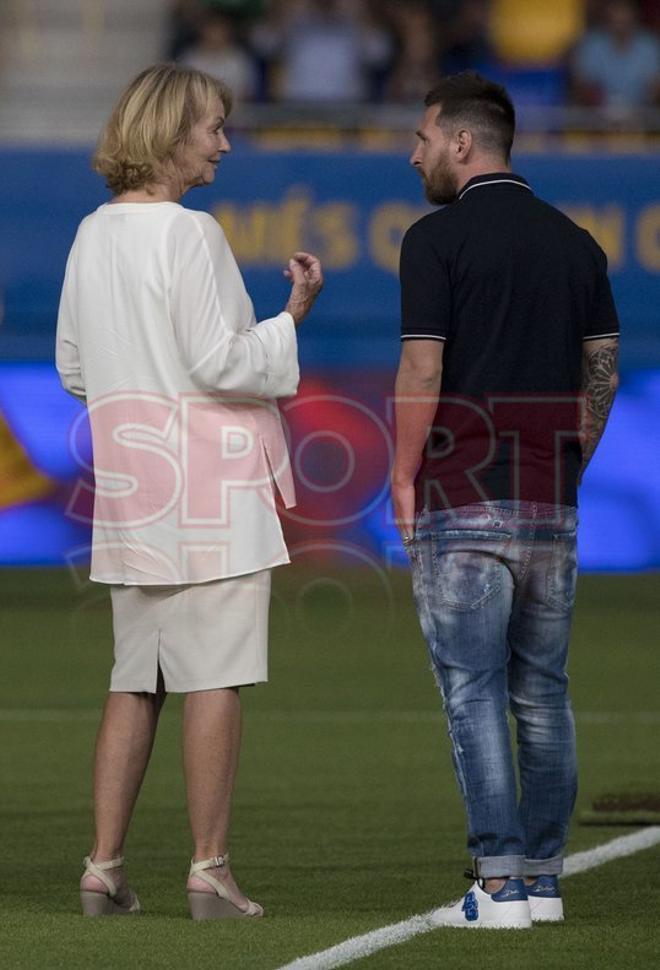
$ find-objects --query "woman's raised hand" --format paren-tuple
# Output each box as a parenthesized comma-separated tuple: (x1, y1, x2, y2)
(284, 251, 323, 326)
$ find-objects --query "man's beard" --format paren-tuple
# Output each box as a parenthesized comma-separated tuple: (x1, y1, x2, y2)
(422, 160, 458, 205)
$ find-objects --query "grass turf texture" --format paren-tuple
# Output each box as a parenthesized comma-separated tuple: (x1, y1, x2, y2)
(1, 567, 659, 970)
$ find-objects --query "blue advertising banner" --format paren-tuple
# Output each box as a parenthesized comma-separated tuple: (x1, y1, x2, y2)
(0, 148, 658, 368)
(0, 362, 659, 571)
(0, 148, 658, 571)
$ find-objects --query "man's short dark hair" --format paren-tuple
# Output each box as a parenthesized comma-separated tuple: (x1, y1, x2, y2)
(424, 72, 516, 162)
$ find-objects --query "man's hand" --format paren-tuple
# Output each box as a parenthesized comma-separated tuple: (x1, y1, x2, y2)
(284, 251, 323, 326)
(391, 478, 416, 543)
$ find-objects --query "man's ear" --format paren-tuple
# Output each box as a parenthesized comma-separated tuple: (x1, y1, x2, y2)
(455, 128, 473, 160)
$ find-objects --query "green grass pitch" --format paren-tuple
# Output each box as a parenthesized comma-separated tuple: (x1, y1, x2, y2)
(1, 566, 659, 969)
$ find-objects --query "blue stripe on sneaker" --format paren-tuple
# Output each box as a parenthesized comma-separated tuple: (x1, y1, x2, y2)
(526, 875, 561, 898)
(491, 878, 528, 902)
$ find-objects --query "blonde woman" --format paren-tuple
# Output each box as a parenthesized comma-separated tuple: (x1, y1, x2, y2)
(56, 64, 322, 920)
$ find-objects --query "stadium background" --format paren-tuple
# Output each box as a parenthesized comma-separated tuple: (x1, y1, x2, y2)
(1, 0, 659, 573)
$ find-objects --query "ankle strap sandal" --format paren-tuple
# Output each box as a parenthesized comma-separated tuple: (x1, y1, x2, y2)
(80, 854, 140, 917)
(187, 853, 263, 920)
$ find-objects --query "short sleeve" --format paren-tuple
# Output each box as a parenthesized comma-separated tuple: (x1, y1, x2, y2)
(400, 219, 451, 342)
(584, 241, 620, 342)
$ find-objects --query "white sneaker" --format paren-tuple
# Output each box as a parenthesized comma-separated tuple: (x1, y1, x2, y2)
(430, 878, 532, 930)
(527, 875, 564, 923)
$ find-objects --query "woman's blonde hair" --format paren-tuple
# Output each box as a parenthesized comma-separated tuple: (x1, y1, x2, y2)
(93, 64, 233, 195)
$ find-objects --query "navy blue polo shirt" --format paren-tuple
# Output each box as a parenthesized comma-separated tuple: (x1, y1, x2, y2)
(399, 172, 620, 511)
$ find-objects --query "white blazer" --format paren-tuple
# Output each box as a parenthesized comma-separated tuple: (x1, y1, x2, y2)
(56, 202, 299, 584)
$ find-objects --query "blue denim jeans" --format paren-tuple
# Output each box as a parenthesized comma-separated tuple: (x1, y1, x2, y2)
(406, 500, 578, 879)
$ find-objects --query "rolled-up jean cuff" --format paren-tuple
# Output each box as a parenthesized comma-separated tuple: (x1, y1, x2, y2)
(524, 854, 563, 876)
(474, 855, 524, 878)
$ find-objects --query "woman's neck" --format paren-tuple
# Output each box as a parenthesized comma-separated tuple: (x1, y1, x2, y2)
(110, 178, 184, 204)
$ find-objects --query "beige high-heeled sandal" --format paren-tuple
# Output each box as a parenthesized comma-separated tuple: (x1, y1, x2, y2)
(80, 854, 141, 917)
(187, 853, 263, 920)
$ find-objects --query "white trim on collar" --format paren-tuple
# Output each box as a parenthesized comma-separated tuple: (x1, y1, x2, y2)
(458, 178, 532, 200)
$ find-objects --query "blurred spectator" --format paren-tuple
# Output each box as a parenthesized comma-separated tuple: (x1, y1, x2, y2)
(442, 0, 494, 74)
(167, 1, 205, 60)
(384, 2, 442, 102)
(179, 8, 259, 100)
(571, 0, 660, 106)
(204, 0, 266, 13)
(640, 0, 660, 30)
(167, 0, 660, 110)
(167, 1, 266, 62)
(425, 0, 461, 14)
(250, 0, 393, 102)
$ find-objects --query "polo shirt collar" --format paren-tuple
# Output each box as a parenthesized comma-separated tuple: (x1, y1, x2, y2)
(457, 172, 532, 201)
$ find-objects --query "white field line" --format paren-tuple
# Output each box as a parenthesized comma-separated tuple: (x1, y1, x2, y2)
(0, 708, 659, 724)
(562, 827, 660, 875)
(277, 828, 660, 970)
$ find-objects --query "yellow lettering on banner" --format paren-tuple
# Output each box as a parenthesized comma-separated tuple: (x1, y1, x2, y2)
(558, 205, 625, 269)
(212, 189, 359, 269)
(636, 205, 660, 272)
(213, 205, 269, 261)
(369, 203, 430, 274)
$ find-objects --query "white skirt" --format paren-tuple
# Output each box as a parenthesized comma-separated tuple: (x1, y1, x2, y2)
(109, 570, 271, 693)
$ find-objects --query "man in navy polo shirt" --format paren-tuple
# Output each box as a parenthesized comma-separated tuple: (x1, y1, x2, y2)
(392, 72, 619, 929)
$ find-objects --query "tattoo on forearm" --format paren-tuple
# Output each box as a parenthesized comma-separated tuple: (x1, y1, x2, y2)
(581, 343, 619, 473)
